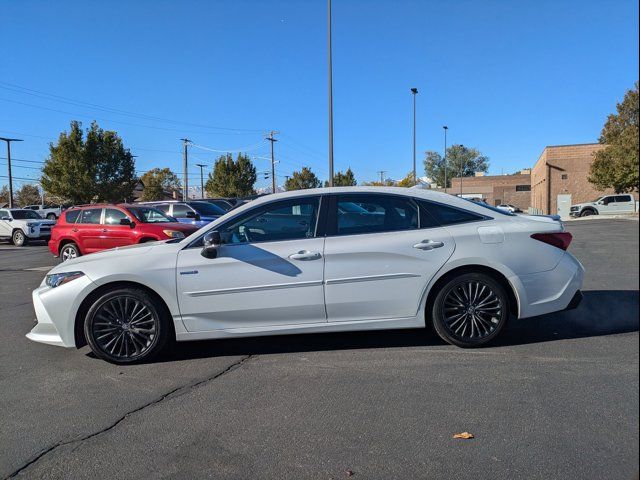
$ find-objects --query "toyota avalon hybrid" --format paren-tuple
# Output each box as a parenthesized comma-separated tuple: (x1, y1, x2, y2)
(28, 187, 584, 364)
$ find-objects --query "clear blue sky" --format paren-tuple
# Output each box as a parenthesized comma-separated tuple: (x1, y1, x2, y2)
(1, 0, 638, 191)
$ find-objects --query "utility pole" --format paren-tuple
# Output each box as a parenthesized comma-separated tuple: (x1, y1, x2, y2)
(266, 131, 279, 193)
(377, 170, 387, 184)
(0, 137, 23, 208)
(195, 164, 207, 199)
(459, 144, 465, 196)
(443, 126, 448, 193)
(411, 88, 418, 184)
(327, 0, 335, 187)
(180, 138, 190, 201)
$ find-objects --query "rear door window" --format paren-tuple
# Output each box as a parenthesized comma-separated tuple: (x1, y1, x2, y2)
(79, 208, 102, 224)
(334, 194, 418, 235)
(418, 200, 486, 226)
(64, 210, 81, 223)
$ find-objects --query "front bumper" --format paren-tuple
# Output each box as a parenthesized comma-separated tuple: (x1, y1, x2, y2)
(26, 275, 97, 348)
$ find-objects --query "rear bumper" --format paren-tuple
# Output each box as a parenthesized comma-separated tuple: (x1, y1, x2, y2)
(564, 290, 583, 311)
(511, 252, 585, 319)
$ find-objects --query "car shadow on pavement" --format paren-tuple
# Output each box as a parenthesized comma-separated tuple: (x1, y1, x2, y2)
(142, 290, 640, 363)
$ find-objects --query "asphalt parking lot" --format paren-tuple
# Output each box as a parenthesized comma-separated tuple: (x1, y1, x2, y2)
(0, 219, 638, 479)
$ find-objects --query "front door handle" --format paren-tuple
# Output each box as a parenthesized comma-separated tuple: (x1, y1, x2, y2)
(413, 240, 445, 250)
(288, 250, 322, 261)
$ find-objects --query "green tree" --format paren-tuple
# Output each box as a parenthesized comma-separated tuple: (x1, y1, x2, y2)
(0, 185, 9, 206)
(140, 168, 181, 201)
(424, 145, 489, 188)
(40, 121, 136, 203)
(205, 153, 256, 197)
(325, 167, 357, 187)
(16, 184, 42, 206)
(285, 167, 322, 190)
(589, 82, 639, 193)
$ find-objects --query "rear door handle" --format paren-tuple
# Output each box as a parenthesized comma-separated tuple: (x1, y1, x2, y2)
(288, 250, 322, 261)
(413, 240, 445, 250)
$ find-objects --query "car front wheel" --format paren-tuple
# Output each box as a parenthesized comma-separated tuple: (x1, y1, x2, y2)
(580, 209, 596, 217)
(12, 230, 28, 247)
(431, 272, 509, 347)
(46, 213, 57, 220)
(84, 288, 171, 364)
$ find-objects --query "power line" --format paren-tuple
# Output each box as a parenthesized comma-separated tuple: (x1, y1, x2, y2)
(0, 81, 266, 133)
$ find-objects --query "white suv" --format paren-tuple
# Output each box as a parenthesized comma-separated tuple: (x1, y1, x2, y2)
(24, 204, 62, 220)
(0, 208, 56, 246)
(570, 194, 637, 217)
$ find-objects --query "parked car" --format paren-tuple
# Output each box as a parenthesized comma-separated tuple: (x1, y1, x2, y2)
(496, 204, 523, 213)
(203, 198, 235, 212)
(0, 208, 56, 246)
(28, 187, 584, 364)
(141, 200, 226, 227)
(49, 204, 199, 261)
(570, 194, 637, 217)
(24, 204, 63, 220)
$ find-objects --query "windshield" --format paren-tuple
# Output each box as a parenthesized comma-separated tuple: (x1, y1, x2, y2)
(128, 207, 176, 223)
(592, 196, 604, 202)
(189, 201, 226, 216)
(11, 210, 42, 220)
(465, 199, 516, 216)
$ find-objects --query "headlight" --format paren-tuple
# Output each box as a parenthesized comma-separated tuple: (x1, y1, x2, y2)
(162, 230, 185, 239)
(45, 271, 85, 288)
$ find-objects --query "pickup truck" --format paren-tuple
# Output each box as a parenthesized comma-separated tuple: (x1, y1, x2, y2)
(570, 194, 637, 217)
(24, 204, 62, 220)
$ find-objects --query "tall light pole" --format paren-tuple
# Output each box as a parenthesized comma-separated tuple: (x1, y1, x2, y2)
(459, 144, 465, 196)
(442, 126, 448, 193)
(411, 88, 418, 184)
(0, 137, 23, 208)
(180, 138, 190, 200)
(195, 163, 207, 199)
(327, 0, 334, 187)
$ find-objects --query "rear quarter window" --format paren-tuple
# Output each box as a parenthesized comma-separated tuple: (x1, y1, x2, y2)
(418, 200, 487, 226)
(64, 210, 81, 223)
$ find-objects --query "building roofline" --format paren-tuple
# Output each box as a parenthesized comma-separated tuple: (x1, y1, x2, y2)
(533, 142, 602, 170)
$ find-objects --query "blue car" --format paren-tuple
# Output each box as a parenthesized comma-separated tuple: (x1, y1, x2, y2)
(141, 201, 226, 228)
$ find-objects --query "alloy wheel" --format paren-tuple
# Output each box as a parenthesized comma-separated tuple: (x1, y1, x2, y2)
(13, 231, 25, 246)
(91, 296, 158, 360)
(442, 280, 503, 341)
(61, 245, 78, 261)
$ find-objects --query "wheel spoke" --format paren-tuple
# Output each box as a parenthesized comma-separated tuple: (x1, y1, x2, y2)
(442, 280, 503, 341)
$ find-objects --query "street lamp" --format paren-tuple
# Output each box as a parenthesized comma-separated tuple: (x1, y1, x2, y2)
(0, 137, 24, 208)
(442, 126, 448, 193)
(195, 164, 207, 199)
(411, 88, 418, 184)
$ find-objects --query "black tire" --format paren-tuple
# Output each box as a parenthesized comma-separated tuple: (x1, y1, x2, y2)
(60, 242, 81, 261)
(46, 213, 57, 220)
(12, 229, 28, 247)
(431, 272, 509, 348)
(84, 287, 171, 364)
(580, 209, 596, 217)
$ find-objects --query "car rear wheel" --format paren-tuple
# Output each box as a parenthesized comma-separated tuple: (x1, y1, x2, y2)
(84, 288, 171, 364)
(60, 243, 80, 261)
(12, 230, 27, 247)
(431, 272, 509, 347)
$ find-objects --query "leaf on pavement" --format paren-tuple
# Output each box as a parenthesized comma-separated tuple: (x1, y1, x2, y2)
(453, 432, 474, 439)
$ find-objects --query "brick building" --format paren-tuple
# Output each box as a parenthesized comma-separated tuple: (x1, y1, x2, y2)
(448, 171, 532, 210)
(531, 143, 611, 215)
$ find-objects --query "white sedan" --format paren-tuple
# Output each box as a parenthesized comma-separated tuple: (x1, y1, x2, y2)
(28, 187, 584, 364)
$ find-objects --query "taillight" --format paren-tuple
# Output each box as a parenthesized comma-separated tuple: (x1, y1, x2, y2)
(531, 232, 573, 251)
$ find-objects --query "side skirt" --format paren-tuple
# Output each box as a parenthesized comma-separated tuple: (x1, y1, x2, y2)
(174, 316, 424, 342)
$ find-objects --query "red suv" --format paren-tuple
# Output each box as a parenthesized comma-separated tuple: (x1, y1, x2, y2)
(49, 204, 199, 261)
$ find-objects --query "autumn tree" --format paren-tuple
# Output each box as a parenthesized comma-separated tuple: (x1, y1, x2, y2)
(589, 82, 639, 193)
(140, 168, 181, 201)
(205, 153, 256, 197)
(396, 172, 418, 188)
(285, 167, 322, 190)
(15, 184, 42, 206)
(424, 145, 489, 188)
(325, 167, 357, 187)
(40, 121, 136, 203)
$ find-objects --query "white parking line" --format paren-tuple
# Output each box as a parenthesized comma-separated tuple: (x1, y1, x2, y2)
(23, 266, 55, 272)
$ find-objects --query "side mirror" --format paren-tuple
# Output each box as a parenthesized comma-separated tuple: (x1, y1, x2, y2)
(201, 230, 222, 259)
(185, 211, 197, 219)
(1, 216, 11, 221)
(120, 218, 136, 228)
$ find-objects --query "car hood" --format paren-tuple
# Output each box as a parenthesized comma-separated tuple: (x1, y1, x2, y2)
(572, 202, 596, 208)
(48, 242, 160, 274)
